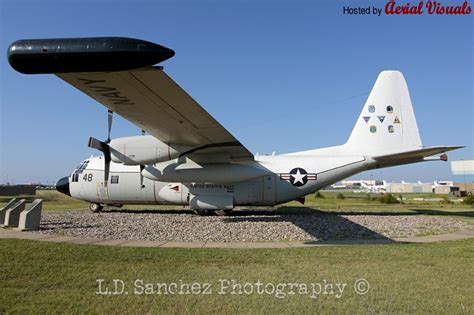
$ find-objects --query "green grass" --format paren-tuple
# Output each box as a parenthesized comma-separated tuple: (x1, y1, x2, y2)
(0, 191, 473, 313)
(0, 238, 472, 313)
(0, 190, 187, 211)
(0, 190, 88, 211)
(300, 191, 470, 211)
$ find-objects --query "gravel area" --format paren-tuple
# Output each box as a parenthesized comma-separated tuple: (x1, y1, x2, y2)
(35, 209, 473, 242)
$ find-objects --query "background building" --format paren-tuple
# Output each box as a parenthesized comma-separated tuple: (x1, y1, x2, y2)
(387, 182, 432, 194)
(451, 160, 474, 192)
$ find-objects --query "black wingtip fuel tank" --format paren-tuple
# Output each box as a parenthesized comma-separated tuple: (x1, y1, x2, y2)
(8, 37, 175, 74)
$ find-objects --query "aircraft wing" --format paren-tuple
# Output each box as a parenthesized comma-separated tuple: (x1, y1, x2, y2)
(58, 67, 253, 161)
(7, 37, 253, 162)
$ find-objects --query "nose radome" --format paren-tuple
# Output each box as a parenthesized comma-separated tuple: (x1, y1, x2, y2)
(56, 176, 70, 196)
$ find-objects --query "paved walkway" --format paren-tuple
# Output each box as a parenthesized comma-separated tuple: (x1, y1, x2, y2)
(0, 228, 473, 248)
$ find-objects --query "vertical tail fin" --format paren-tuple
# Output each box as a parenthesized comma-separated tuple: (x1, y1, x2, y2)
(344, 71, 422, 155)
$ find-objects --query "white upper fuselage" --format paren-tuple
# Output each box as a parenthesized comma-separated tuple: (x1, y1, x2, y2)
(68, 150, 372, 207)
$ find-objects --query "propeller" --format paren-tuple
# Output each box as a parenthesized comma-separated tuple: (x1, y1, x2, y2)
(88, 110, 113, 186)
(88, 110, 147, 189)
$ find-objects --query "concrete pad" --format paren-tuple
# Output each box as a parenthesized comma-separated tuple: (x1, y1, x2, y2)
(0, 230, 59, 240)
(90, 239, 130, 246)
(396, 230, 474, 243)
(455, 230, 474, 238)
(13, 233, 61, 240)
(290, 242, 353, 247)
(245, 242, 292, 248)
(286, 241, 314, 247)
(0, 229, 21, 239)
(65, 238, 103, 245)
(159, 241, 206, 248)
(119, 240, 167, 247)
(13, 227, 36, 232)
(457, 230, 474, 234)
(204, 242, 249, 248)
(39, 235, 77, 243)
(298, 239, 396, 246)
(0, 233, 15, 239)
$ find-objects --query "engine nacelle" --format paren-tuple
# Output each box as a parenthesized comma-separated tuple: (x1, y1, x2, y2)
(109, 135, 190, 165)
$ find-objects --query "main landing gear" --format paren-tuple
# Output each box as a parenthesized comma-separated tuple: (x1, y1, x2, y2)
(89, 202, 103, 213)
(89, 203, 123, 212)
(193, 209, 233, 216)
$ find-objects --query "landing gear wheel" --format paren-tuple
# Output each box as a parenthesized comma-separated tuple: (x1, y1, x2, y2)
(194, 209, 209, 216)
(89, 202, 103, 213)
(214, 209, 232, 216)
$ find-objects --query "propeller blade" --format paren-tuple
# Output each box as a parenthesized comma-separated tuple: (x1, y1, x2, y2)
(88, 137, 107, 151)
(88, 110, 114, 185)
(88, 137, 111, 185)
(139, 165, 145, 188)
(106, 110, 113, 143)
(103, 145, 111, 186)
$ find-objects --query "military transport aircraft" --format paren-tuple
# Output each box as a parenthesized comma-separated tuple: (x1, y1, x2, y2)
(8, 37, 463, 214)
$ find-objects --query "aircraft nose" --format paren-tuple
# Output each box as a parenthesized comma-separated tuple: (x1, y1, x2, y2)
(56, 176, 70, 196)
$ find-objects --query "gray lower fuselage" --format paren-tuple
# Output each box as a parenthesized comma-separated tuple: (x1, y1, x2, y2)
(67, 153, 373, 208)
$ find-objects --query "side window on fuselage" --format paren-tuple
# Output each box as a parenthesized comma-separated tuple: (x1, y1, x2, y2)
(111, 176, 119, 184)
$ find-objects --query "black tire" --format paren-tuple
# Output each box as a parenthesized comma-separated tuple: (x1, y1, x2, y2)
(89, 202, 103, 213)
(194, 209, 209, 216)
(214, 209, 232, 216)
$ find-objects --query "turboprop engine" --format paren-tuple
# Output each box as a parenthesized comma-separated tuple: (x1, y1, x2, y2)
(109, 135, 190, 165)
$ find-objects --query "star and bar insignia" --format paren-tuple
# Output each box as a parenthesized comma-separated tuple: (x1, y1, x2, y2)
(280, 167, 317, 187)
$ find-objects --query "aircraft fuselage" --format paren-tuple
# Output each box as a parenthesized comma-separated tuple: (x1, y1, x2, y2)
(61, 153, 372, 209)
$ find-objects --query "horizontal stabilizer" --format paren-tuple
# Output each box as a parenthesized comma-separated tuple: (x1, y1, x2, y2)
(373, 146, 464, 164)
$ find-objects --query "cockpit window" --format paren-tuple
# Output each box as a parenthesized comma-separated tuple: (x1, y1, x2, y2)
(71, 173, 79, 182)
(74, 160, 89, 174)
(71, 161, 89, 182)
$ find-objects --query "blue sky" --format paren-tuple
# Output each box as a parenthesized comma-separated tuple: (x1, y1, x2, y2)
(0, 0, 472, 184)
